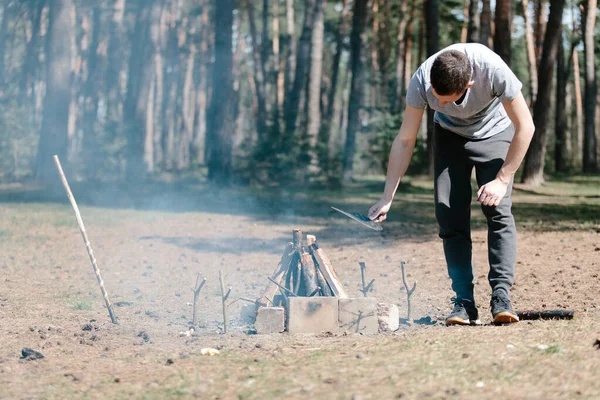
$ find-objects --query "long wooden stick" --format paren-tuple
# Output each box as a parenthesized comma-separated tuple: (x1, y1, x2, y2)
(53, 155, 117, 324)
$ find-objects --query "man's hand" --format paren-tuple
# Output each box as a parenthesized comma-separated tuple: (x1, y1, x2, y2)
(368, 198, 393, 222)
(477, 178, 509, 207)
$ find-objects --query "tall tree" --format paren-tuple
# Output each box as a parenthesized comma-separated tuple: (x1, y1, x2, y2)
(425, 0, 439, 174)
(206, 0, 235, 183)
(106, 0, 127, 134)
(342, 0, 369, 183)
(36, 0, 75, 183)
(392, 0, 409, 112)
(284, 0, 296, 96)
(581, 0, 597, 172)
(467, 0, 480, 43)
(533, 0, 546, 62)
(123, 1, 161, 181)
(479, 0, 492, 46)
(307, 0, 325, 152)
(494, 0, 512, 65)
(555, 25, 570, 172)
(522, 0, 538, 107)
(284, 0, 316, 138)
(0, 2, 10, 95)
(19, 0, 45, 104)
(247, 0, 268, 142)
(521, 0, 565, 185)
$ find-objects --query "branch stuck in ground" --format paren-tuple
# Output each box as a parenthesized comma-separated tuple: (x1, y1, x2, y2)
(401, 261, 417, 323)
(191, 273, 207, 327)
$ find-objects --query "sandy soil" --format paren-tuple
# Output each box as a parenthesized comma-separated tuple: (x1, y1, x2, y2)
(1, 177, 599, 399)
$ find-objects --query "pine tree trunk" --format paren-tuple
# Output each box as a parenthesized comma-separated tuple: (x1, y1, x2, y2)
(392, 0, 409, 112)
(284, 0, 316, 137)
(370, 0, 381, 109)
(0, 2, 9, 95)
(522, 0, 538, 107)
(479, 0, 492, 46)
(82, 7, 106, 178)
(106, 0, 126, 136)
(521, 0, 565, 185)
(425, 0, 439, 176)
(555, 25, 570, 172)
(247, 0, 269, 142)
(284, 0, 296, 96)
(193, 1, 210, 166)
(307, 0, 324, 152)
(460, 0, 469, 43)
(207, 0, 235, 183)
(494, 0, 512, 65)
(19, 1, 44, 104)
(36, 0, 75, 183)
(403, 0, 416, 91)
(123, 1, 161, 181)
(467, 0, 480, 43)
(325, 0, 349, 124)
(534, 0, 546, 63)
(582, 0, 597, 172)
(572, 49, 584, 170)
(342, 0, 368, 183)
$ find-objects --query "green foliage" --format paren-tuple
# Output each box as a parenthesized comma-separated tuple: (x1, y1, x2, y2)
(0, 100, 39, 181)
(367, 111, 429, 176)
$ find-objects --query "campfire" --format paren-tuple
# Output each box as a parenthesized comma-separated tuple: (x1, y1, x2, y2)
(256, 229, 347, 308)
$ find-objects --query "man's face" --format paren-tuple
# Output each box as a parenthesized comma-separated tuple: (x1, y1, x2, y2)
(431, 81, 474, 107)
(432, 89, 465, 107)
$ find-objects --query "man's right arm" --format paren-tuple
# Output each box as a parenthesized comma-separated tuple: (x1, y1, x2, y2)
(368, 105, 424, 221)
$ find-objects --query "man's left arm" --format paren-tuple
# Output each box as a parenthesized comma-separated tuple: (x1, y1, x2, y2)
(477, 92, 535, 207)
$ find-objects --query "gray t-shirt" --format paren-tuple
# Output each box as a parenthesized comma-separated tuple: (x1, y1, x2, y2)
(406, 43, 522, 139)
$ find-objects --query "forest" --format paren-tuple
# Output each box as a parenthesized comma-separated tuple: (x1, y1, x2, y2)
(0, 0, 598, 186)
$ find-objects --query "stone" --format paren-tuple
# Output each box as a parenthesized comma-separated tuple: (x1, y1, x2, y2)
(240, 303, 257, 325)
(287, 297, 339, 334)
(338, 297, 378, 335)
(254, 307, 285, 334)
(20, 348, 44, 361)
(377, 303, 400, 332)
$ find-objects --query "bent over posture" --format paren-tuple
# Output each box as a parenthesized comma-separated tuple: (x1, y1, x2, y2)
(368, 43, 535, 325)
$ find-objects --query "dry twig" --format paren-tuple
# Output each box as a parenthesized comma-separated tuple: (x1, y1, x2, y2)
(219, 270, 232, 334)
(358, 262, 375, 297)
(401, 261, 417, 323)
(191, 273, 207, 327)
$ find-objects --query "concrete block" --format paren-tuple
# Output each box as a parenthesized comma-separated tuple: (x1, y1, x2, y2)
(338, 297, 378, 335)
(254, 307, 285, 334)
(287, 297, 339, 334)
(377, 303, 399, 332)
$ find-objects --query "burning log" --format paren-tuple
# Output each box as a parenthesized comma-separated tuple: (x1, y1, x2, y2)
(309, 242, 348, 298)
(516, 310, 578, 321)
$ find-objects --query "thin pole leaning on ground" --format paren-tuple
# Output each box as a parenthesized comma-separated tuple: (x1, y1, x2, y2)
(53, 155, 117, 324)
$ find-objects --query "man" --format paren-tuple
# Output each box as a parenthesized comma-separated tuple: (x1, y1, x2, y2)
(368, 43, 535, 326)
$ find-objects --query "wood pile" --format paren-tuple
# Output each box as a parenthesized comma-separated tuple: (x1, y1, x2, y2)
(256, 229, 347, 307)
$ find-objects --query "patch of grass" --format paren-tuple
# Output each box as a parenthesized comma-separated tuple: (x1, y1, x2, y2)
(70, 299, 93, 311)
(544, 344, 561, 354)
(0, 229, 12, 239)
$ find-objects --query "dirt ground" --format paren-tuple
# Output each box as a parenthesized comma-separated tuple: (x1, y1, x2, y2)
(1, 176, 600, 400)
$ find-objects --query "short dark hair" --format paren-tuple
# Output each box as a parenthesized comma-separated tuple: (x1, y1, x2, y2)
(430, 50, 472, 96)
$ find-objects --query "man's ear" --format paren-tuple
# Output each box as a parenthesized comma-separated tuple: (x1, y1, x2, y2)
(466, 80, 475, 89)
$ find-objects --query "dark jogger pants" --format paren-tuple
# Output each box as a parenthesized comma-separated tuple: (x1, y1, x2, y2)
(433, 123, 517, 299)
